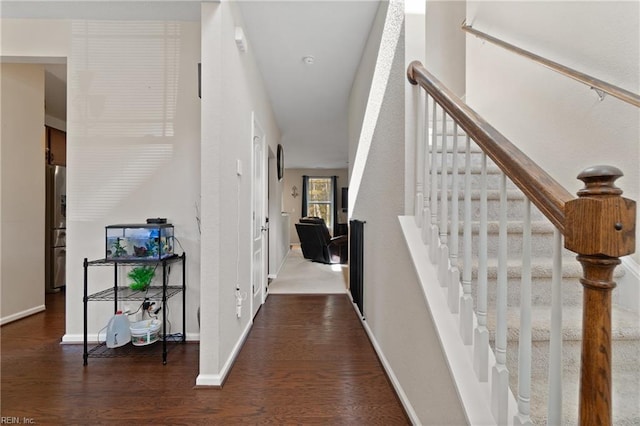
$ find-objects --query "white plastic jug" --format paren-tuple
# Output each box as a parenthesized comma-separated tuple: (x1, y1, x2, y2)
(106, 310, 131, 348)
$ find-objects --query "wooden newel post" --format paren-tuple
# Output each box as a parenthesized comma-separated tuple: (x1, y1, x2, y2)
(564, 165, 636, 426)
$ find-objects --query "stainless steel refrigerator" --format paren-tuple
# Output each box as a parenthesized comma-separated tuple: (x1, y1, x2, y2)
(46, 165, 66, 291)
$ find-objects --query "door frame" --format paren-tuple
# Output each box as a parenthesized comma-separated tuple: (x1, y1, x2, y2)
(250, 112, 268, 318)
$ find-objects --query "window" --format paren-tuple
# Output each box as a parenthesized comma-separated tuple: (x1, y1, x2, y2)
(306, 177, 334, 231)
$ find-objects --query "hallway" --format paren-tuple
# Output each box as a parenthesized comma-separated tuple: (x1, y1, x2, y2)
(268, 246, 348, 294)
(1, 291, 409, 424)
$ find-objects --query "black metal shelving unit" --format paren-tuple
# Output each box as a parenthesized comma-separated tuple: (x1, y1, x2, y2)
(83, 253, 186, 366)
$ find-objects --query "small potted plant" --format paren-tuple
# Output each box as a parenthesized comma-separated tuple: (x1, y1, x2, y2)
(128, 266, 155, 291)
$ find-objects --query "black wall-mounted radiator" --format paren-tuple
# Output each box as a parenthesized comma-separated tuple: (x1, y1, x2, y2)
(349, 219, 365, 318)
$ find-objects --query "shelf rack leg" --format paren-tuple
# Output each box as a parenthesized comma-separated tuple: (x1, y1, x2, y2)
(182, 252, 186, 343)
(113, 262, 118, 313)
(83, 258, 88, 366)
(162, 260, 167, 365)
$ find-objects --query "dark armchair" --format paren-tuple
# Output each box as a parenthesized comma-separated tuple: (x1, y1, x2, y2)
(295, 217, 348, 264)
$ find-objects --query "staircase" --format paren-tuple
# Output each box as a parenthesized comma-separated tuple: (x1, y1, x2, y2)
(436, 134, 640, 424)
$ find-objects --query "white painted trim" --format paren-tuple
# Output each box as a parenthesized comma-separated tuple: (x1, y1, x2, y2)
(45, 114, 66, 132)
(62, 334, 97, 344)
(399, 215, 518, 426)
(268, 245, 291, 281)
(277, 246, 291, 275)
(0, 304, 46, 326)
(193, 374, 222, 387)
(195, 319, 252, 387)
(617, 256, 640, 313)
(185, 332, 200, 342)
(250, 111, 269, 311)
(350, 301, 421, 425)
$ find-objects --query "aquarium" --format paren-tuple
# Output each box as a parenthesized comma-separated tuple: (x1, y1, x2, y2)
(105, 223, 174, 260)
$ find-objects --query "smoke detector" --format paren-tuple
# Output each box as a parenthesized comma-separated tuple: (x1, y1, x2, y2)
(302, 56, 315, 65)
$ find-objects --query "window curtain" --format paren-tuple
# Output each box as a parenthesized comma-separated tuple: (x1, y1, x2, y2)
(301, 175, 309, 218)
(332, 176, 338, 236)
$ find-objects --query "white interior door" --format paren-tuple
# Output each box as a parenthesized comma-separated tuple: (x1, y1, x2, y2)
(251, 115, 267, 318)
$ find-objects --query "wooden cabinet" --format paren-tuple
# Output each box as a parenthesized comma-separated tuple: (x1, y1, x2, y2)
(46, 126, 66, 166)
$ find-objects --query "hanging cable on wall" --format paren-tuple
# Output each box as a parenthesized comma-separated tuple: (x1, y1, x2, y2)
(235, 157, 247, 318)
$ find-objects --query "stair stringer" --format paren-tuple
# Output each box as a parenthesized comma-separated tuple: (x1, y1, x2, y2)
(400, 215, 517, 426)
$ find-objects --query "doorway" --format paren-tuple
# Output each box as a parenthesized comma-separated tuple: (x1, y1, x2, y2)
(251, 113, 268, 318)
(0, 59, 67, 325)
(44, 64, 67, 295)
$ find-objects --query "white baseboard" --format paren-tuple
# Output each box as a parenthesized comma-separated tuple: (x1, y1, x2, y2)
(186, 332, 200, 342)
(268, 246, 292, 280)
(62, 334, 95, 344)
(194, 373, 223, 388)
(349, 301, 421, 425)
(195, 320, 252, 387)
(0, 304, 46, 326)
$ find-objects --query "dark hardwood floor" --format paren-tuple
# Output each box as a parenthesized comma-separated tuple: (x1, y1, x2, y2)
(1, 291, 409, 425)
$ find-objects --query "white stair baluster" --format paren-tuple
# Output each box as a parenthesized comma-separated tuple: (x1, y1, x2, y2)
(438, 113, 449, 285)
(491, 172, 510, 425)
(448, 122, 460, 313)
(414, 89, 425, 226)
(548, 229, 563, 425)
(428, 102, 440, 263)
(515, 199, 533, 426)
(421, 94, 431, 243)
(474, 152, 489, 382)
(460, 135, 473, 344)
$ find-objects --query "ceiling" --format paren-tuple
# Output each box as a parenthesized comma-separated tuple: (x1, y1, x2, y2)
(238, 1, 381, 169)
(3, 1, 381, 170)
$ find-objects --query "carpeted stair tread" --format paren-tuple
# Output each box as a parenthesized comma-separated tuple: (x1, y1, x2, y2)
(471, 257, 625, 279)
(486, 304, 640, 342)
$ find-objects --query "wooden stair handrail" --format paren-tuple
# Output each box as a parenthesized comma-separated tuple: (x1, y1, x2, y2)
(408, 60, 636, 426)
(407, 60, 573, 232)
(461, 24, 640, 109)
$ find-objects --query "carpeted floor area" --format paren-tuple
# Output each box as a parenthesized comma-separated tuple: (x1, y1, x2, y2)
(268, 246, 348, 294)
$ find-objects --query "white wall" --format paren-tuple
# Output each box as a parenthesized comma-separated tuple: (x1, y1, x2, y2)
(198, 1, 281, 385)
(268, 152, 289, 278)
(350, 2, 467, 423)
(404, 1, 426, 216)
(282, 168, 348, 244)
(2, 3, 284, 387)
(465, 1, 639, 264)
(348, 1, 389, 180)
(1, 20, 71, 59)
(1, 18, 203, 340)
(425, 0, 466, 97)
(0, 63, 46, 324)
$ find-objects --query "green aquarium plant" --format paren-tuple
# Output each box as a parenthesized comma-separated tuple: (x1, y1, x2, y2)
(128, 266, 155, 291)
(111, 238, 128, 258)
